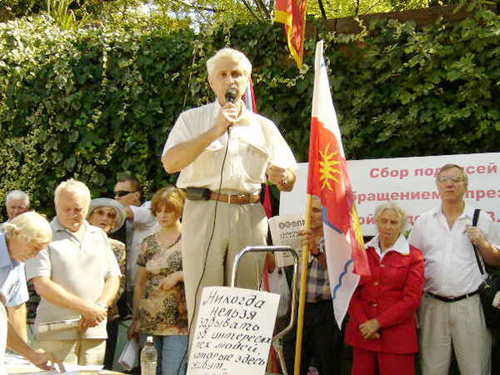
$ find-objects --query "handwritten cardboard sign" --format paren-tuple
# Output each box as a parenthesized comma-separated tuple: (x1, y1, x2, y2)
(188, 287, 280, 375)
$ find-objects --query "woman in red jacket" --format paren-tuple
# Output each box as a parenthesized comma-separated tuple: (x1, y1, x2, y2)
(346, 202, 424, 375)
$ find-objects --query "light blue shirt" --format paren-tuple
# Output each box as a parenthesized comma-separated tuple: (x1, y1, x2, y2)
(0, 233, 28, 307)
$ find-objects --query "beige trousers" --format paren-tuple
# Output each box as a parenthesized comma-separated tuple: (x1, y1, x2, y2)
(181, 199, 267, 326)
(0, 303, 6, 375)
(418, 293, 491, 375)
(35, 339, 106, 365)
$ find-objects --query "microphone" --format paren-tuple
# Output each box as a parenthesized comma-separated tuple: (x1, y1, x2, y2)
(225, 88, 238, 104)
(224, 89, 238, 135)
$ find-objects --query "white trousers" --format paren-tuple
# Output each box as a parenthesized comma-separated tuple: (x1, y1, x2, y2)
(418, 293, 491, 375)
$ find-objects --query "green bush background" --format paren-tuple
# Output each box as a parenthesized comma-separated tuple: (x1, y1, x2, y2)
(0, 4, 498, 218)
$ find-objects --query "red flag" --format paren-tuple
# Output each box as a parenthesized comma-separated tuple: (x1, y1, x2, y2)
(307, 41, 369, 327)
(275, 0, 307, 68)
(307, 41, 369, 277)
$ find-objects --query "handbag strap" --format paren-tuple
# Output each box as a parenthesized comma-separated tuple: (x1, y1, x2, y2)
(471, 208, 484, 275)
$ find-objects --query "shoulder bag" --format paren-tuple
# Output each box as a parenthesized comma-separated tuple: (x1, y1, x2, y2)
(471, 209, 500, 329)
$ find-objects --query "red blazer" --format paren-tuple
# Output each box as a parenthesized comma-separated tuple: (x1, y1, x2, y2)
(345, 244, 424, 354)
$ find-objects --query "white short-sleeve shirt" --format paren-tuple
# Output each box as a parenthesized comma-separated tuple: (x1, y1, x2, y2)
(163, 101, 297, 193)
(409, 202, 500, 297)
(0, 234, 29, 308)
(126, 202, 158, 290)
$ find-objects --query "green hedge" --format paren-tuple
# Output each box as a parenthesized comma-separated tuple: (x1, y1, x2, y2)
(0, 3, 498, 217)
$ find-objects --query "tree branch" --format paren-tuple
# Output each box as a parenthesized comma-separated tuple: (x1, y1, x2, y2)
(240, 0, 263, 21)
(317, 0, 327, 19)
(364, 0, 388, 14)
(172, 0, 219, 13)
(252, 0, 271, 19)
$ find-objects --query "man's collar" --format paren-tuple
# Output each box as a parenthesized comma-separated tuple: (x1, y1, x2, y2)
(433, 201, 472, 219)
(51, 217, 94, 234)
(0, 233, 14, 268)
(461, 201, 475, 219)
(367, 234, 410, 256)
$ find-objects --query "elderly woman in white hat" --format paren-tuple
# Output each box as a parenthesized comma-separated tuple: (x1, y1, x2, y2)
(87, 198, 127, 370)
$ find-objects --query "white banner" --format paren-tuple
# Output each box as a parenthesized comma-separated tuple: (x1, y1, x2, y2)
(187, 287, 279, 375)
(280, 152, 500, 235)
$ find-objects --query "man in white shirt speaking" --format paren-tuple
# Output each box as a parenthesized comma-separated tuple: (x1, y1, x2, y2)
(410, 163, 500, 375)
(162, 48, 297, 326)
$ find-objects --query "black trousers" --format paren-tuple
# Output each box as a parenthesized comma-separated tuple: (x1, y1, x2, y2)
(283, 300, 344, 375)
(103, 319, 119, 370)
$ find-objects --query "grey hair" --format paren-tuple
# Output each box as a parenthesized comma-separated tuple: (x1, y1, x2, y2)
(206, 48, 252, 79)
(6, 190, 30, 207)
(374, 202, 408, 231)
(4, 211, 52, 245)
(54, 178, 91, 204)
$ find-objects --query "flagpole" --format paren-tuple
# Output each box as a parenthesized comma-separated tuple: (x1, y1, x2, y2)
(293, 193, 312, 375)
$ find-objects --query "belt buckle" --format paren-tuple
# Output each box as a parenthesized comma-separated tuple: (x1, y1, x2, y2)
(227, 194, 232, 204)
(231, 193, 247, 204)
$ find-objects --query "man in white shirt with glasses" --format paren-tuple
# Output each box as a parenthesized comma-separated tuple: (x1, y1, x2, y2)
(410, 163, 500, 375)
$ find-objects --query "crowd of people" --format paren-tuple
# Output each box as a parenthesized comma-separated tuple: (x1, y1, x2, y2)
(290, 163, 500, 375)
(0, 47, 499, 375)
(0, 178, 191, 373)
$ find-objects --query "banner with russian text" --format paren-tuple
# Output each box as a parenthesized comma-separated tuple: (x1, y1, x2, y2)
(280, 153, 500, 235)
(307, 40, 369, 327)
(274, 0, 307, 68)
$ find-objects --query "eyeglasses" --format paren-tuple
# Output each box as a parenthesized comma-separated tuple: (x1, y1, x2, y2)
(94, 209, 117, 219)
(114, 190, 137, 198)
(437, 176, 464, 184)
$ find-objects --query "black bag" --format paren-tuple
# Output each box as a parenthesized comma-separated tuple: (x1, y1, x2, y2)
(471, 209, 500, 329)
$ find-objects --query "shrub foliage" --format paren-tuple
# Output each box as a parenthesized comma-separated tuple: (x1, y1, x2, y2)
(0, 3, 498, 217)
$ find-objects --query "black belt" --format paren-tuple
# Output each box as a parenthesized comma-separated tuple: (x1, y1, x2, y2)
(427, 289, 480, 303)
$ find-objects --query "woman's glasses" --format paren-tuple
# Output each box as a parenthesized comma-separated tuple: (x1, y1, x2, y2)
(94, 209, 117, 219)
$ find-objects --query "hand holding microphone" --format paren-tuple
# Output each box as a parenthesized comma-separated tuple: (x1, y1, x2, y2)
(213, 88, 240, 136)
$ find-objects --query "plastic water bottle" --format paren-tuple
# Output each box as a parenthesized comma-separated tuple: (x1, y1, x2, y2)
(141, 336, 158, 375)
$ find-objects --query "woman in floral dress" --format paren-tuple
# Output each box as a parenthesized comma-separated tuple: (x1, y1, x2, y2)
(128, 186, 188, 375)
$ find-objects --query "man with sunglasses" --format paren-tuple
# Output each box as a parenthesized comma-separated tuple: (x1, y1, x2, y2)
(409, 163, 500, 375)
(113, 175, 156, 307)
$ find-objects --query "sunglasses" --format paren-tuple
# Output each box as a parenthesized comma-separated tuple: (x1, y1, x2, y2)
(114, 190, 137, 198)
